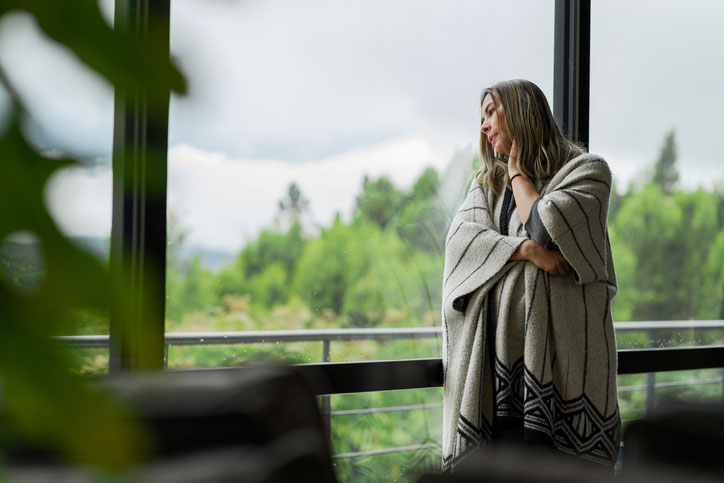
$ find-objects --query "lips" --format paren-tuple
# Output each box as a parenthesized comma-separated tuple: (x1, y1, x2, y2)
(488, 134, 497, 144)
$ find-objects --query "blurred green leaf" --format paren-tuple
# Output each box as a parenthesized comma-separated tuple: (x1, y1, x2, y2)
(0, 0, 186, 110)
(0, 109, 150, 468)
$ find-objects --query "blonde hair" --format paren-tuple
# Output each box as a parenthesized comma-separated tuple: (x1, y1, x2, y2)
(477, 79, 583, 195)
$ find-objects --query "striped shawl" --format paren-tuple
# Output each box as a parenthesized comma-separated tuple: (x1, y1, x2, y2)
(441, 153, 620, 470)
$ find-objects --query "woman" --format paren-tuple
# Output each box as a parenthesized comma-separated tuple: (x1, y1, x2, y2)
(441, 79, 620, 471)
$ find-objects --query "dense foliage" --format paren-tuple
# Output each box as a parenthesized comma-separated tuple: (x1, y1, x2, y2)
(160, 134, 724, 333)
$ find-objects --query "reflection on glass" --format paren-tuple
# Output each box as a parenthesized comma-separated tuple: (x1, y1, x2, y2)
(615, 322, 724, 350)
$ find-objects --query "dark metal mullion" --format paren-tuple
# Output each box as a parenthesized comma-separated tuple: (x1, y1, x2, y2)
(109, 0, 169, 371)
(554, 0, 591, 148)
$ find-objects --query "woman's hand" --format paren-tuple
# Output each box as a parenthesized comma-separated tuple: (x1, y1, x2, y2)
(516, 240, 571, 276)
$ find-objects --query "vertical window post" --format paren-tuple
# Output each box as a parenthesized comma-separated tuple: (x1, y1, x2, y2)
(109, 0, 171, 371)
(554, 0, 591, 149)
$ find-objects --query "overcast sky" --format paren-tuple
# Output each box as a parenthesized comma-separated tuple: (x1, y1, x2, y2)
(1, 0, 723, 252)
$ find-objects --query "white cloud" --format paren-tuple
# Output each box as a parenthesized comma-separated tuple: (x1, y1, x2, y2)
(13, 0, 724, 252)
(168, 0, 554, 160)
(45, 165, 112, 239)
(167, 136, 454, 251)
(45, 136, 456, 251)
(0, 12, 114, 156)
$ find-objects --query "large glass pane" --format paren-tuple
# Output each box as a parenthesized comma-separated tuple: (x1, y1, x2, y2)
(166, 0, 555, 367)
(591, 0, 724, 338)
(0, 5, 115, 374)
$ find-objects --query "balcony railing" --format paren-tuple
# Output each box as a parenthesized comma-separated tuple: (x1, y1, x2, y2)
(54, 320, 724, 460)
(53, 319, 724, 353)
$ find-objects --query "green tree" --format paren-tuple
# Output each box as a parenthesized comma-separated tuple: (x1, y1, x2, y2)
(277, 182, 309, 219)
(652, 129, 679, 194)
(674, 189, 722, 318)
(166, 256, 217, 321)
(396, 168, 448, 256)
(610, 183, 684, 320)
(215, 258, 247, 299)
(292, 218, 370, 314)
(247, 262, 288, 308)
(701, 230, 724, 318)
(610, 183, 724, 322)
(343, 273, 386, 327)
(166, 209, 189, 273)
(275, 182, 313, 234)
(355, 175, 405, 229)
(240, 222, 305, 281)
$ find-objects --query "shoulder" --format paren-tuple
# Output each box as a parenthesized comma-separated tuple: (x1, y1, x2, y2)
(470, 171, 505, 201)
(554, 152, 612, 186)
(569, 152, 611, 178)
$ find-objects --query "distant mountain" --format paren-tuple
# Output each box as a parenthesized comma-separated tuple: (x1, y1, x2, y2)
(70, 236, 235, 271)
(1, 235, 234, 275)
(178, 246, 236, 271)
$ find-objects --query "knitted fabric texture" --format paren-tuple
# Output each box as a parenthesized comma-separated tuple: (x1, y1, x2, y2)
(441, 153, 620, 471)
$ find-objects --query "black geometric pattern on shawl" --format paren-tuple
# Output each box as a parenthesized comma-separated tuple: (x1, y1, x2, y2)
(442, 357, 620, 473)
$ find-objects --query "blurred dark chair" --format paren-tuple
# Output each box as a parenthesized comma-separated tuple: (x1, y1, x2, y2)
(4, 365, 337, 482)
(623, 397, 724, 481)
(414, 445, 616, 483)
(415, 420, 724, 483)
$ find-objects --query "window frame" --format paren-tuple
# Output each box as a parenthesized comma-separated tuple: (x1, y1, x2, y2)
(108, 0, 724, 391)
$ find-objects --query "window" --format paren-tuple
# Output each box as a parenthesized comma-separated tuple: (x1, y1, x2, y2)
(590, 0, 724, 428)
(165, 0, 556, 368)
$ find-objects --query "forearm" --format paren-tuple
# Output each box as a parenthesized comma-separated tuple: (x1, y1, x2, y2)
(510, 175, 541, 224)
(510, 239, 534, 261)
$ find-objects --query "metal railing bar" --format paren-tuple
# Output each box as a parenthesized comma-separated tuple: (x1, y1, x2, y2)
(54, 335, 110, 348)
(332, 443, 440, 459)
(53, 327, 442, 348)
(617, 377, 722, 392)
(52, 320, 724, 349)
(614, 320, 724, 331)
(331, 403, 442, 417)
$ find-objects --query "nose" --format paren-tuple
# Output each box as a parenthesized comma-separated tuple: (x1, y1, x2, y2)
(481, 121, 490, 134)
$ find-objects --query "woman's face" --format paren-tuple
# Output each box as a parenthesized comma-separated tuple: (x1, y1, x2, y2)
(481, 93, 512, 155)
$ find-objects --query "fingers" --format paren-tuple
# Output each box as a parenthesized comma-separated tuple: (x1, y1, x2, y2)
(533, 247, 572, 277)
(550, 253, 572, 276)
